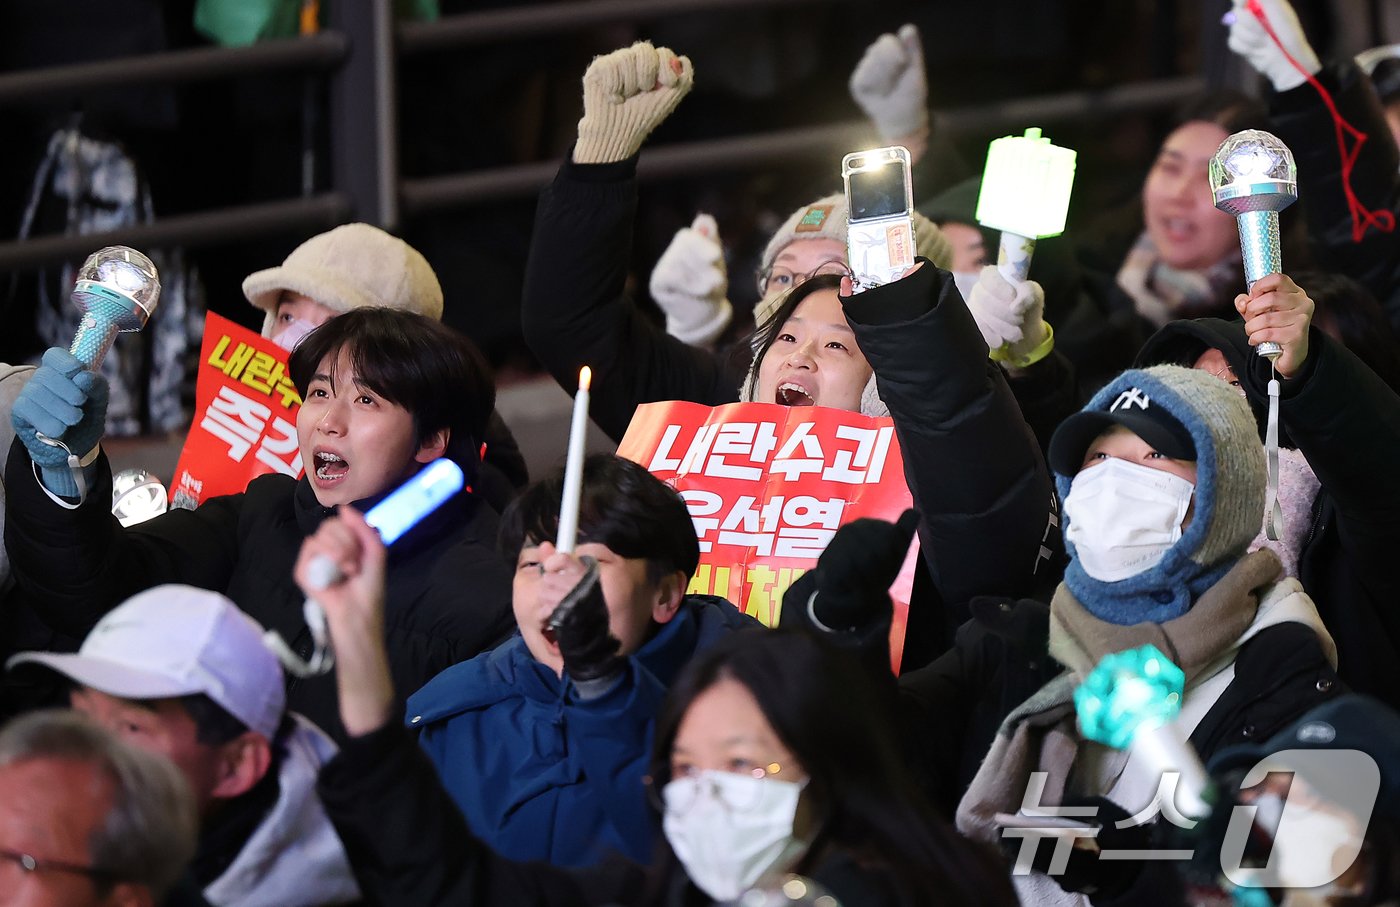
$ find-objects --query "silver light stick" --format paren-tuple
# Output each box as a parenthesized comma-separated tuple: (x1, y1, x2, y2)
(1209, 130, 1297, 361)
(70, 246, 162, 369)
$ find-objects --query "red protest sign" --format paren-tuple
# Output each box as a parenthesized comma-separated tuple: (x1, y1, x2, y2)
(617, 401, 918, 672)
(170, 312, 303, 509)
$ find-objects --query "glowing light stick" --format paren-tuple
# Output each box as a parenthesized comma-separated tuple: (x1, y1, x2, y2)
(556, 366, 592, 554)
(111, 468, 168, 527)
(975, 127, 1078, 282)
(69, 246, 162, 369)
(274, 458, 466, 677)
(1209, 129, 1297, 362)
(1075, 644, 1213, 820)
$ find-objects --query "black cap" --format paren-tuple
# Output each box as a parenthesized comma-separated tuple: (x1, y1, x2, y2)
(1048, 385, 1196, 476)
(1209, 695, 1400, 822)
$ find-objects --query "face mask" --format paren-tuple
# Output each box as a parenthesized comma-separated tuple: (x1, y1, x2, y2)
(273, 318, 319, 351)
(1246, 792, 1366, 904)
(663, 770, 808, 902)
(952, 270, 980, 305)
(1063, 458, 1195, 582)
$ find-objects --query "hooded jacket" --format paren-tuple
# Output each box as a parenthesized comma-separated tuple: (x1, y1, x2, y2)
(406, 596, 756, 869)
(1137, 320, 1400, 709)
(3, 443, 515, 740)
(956, 366, 1342, 905)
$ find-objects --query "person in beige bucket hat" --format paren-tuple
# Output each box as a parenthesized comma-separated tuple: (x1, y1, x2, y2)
(243, 223, 444, 349)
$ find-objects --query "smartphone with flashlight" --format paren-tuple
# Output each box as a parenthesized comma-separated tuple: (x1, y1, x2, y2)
(842, 146, 916, 293)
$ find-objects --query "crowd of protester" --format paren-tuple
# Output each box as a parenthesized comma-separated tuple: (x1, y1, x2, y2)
(5, 0, 1400, 904)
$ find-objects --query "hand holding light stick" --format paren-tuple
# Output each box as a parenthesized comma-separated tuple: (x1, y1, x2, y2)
(1209, 129, 1295, 541)
(1075, 644, 1214, 821)
(556, 366, 592, 554)
(975, 127, 1078, 282)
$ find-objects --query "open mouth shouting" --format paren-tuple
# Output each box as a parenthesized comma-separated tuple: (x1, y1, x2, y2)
(312, 448, 350, 485)
(776, 380, 815, 407)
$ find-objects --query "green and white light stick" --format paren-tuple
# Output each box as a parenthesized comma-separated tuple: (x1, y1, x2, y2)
(975, 127, 1077, 282)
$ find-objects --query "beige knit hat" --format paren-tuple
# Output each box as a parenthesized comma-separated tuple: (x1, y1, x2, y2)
(757, 193, 953, 292)
(243, 223, 444, 337)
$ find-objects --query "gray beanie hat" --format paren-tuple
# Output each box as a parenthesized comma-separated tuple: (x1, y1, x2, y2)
(756, 194, 953, 305)
(243, 223, 444, 337)
(1052, 364, 1264, 623)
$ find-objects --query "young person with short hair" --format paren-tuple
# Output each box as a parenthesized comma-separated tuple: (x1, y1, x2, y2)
(6, 308, 514, 740)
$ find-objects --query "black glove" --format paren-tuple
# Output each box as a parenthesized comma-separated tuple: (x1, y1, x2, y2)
(807, 509, 920, 632)
(548, 556, 625, 696)
(1000, 796, 1151, 900)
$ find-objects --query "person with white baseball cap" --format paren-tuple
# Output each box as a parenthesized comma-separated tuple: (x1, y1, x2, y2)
(7, 584, 359, 907)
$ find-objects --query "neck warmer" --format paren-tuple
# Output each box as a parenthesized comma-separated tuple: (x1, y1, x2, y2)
(1116, 232, 1243, 327)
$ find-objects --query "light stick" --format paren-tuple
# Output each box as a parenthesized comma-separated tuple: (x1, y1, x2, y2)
(1209, 129, 1295, 540)
(975, 127, 1078, 282)
(1209, 128, 1297, 361)
(556, 366, 592, 554)
(1075, 644, 1213, 820)
(69, 246, 162, 370)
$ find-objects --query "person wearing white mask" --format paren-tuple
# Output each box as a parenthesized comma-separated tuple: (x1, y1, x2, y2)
(1136, 271, 1400, 714)
(956, 364, 1341, 907)
(308, 537, 1019, 907)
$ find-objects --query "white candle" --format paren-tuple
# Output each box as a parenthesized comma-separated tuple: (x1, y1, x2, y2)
(556, 366, 592, 553)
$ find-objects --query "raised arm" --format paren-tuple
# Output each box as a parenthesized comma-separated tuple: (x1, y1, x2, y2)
(520, 43, 739, 442)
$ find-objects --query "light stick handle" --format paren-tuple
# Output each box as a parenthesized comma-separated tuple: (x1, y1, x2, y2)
(1130, 723, 1213, 820)
(996, 232, 1036, 283)
(1235, 209, 1285, 360)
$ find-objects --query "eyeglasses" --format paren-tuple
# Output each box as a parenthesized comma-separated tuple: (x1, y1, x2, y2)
(757, 260, 850, 296)
(1204, 364, 1248, 398)
(0, 846, 120, 884)
(648, 764, 790, 816)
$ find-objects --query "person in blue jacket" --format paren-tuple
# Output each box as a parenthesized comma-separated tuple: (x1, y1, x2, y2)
(298, 452, 758, 869)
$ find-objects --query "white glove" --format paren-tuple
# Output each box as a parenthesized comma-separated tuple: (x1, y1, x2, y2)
(650, 214, 733, 347)
(849, 24, 929, 142)
(964, 266, 1050, 365)
(1226, 0, 1320, 92)
(574, 42, 695, 164)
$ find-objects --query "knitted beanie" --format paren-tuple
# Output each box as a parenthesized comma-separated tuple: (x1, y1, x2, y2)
(243, 223, 444, 337)
(756, 194, 952, 303)
(1051, 365, 1264, 624)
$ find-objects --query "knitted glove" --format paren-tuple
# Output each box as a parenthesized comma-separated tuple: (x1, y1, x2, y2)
(574, 41, 695, 165)
(964, 265, 1052, 366)
(849, 24, 929, 142)
(1226, 0, 1320, 92)
(651, 214, 734, 347)
(11, 347, 108, 497)
(806, 510, 919, 633)
(548, 556, 626, 698)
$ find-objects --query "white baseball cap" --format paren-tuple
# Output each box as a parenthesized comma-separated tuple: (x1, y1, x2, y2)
(7, 585, 285, 740)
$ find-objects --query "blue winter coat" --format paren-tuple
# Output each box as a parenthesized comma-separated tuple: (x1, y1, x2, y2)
(404, 594, 757, 868)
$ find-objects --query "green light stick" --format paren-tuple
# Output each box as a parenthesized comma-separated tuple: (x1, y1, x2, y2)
(975, 127, 1077, 282)
(1075, 644, 1213, 820)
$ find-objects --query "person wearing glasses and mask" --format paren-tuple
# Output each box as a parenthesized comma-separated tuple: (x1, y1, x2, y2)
(522, 41, 1058, 667)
